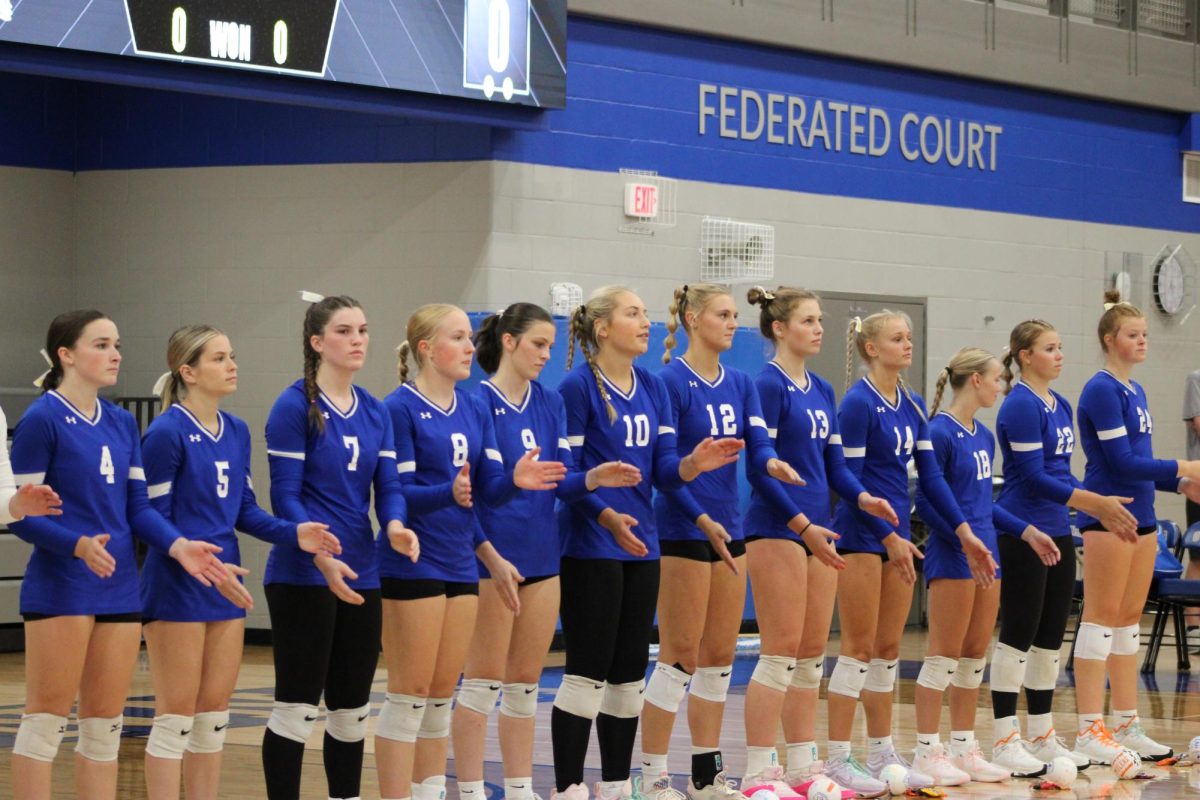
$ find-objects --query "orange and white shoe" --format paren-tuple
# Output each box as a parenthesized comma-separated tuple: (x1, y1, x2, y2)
(1071, 720, 1126, 766)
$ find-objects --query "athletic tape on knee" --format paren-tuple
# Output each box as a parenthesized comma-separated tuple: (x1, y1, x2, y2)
(750, 654, 796, 693)
(863, 658, 898, 693)
(417, 697, 453, 739)
(553, 674, 605, 720)
(599, 680, 644, 719)
(186, 710, 229, 754)
(691, 665, 733, 702)
(326, 703, 371, 743)
(266, 702, 318, 744)
(1024, 646, 1060, 692)
(989, 643, 1029, 693)
(499, 683, 539, 719)
(1073, 622, 1114, 662)
(915, 655, 958, 692)
(1111, 624, 1140, 656)
(75, 715, 123, 762)
(145, 714, 194, 760)
(950, 657, 986, 690)
(376, 693, 425, 743)
(791, 656, 825, 690)
(456, 678, 502, 716)
(643, 662, 690, 712)
(827, 656, 870, 698)
(12, 712, 67, 762)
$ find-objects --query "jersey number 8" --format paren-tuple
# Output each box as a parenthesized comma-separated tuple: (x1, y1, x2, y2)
(451, 433, 470, 467)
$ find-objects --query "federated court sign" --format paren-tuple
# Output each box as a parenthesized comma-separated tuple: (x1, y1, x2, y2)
(698, 83, 1003, 172)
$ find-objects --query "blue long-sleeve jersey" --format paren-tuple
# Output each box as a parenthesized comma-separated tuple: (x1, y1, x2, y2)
(141, 405, 296, 621)
(383, 383, 519, 583)
(916, 412, 1028, 582)
(474, 379, 600, 579)
(995, 381, 1080, 537)
(744, 363, 869, 539)
(265, 380, 407, 590)
(1077, 370, 1179, 529)
(832, 377, 968, 553)
(654, 358, 793, 542)
(10, 392, 183, 616)
(557, 362, 687, 561)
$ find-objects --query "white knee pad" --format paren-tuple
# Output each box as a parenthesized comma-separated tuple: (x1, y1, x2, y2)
(376, 693, 425, 743)
(643, 662, 690, 712)
(750, 655, 796, 693)
(989, 643, 1029, 693)
(1074, 623, 1114, 662)
(75, 715, 123, 762)
(187, 710, 230, 754)
(267, 702, 318, 744)
(691, 665, 733, 702)
(12, 712, 67, 762)
(417, 697, 453, 739)
(553, 674, 605, 720)
(950, 657, 986, 690)
(915, 655, 958, 692)
(827, 656, 870, 699)
(499, 683, 539, 719)
(1111, 624, 1141, 656)
(599, 680, 645, 719)
(863, 658, 898, 693)
(1024, 646, 1060, 692)
(791, 656, 825, 690)
(326, 703, 371, 743)
(456, 678, 502, 716)
(145, 714, 194, 760)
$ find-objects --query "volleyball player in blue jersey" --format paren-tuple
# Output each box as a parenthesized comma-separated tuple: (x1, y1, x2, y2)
(377, 303, 565, 800)
(1070, 291, 1200, 766)
(140, 325, 339, 800)
(911, 348, 1058, 786)
(262, 294, 418, 800)
(9, 310, 230, 800)
(823, 311, 987, 795)
(452, 303, 639, 800)
(551, 286, 743, 800)
(640, 284, 814, 800)
(738, 287, 897, 800)
(0, 404, 61, 527)
(989, 319, 1136, 776)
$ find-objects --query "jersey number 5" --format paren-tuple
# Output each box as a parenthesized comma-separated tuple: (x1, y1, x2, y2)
(215, 461, 230, 498)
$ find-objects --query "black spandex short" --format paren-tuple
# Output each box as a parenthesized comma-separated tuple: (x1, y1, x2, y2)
(836, 547, 891, 563)
(1079, 523, 1157, 536)
(660, 539, 747, 562)
(381, 578, 480, 600)
(745, 534, 813, 556)
(23, 611, 141, 623)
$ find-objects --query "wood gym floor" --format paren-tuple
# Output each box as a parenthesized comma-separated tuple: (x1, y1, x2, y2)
(0, 627, 1197, 799)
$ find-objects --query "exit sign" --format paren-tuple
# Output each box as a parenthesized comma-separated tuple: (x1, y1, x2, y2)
(624, 183, 659, 218)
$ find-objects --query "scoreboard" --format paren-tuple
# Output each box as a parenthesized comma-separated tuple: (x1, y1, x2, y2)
(0, 0, 566, 108)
